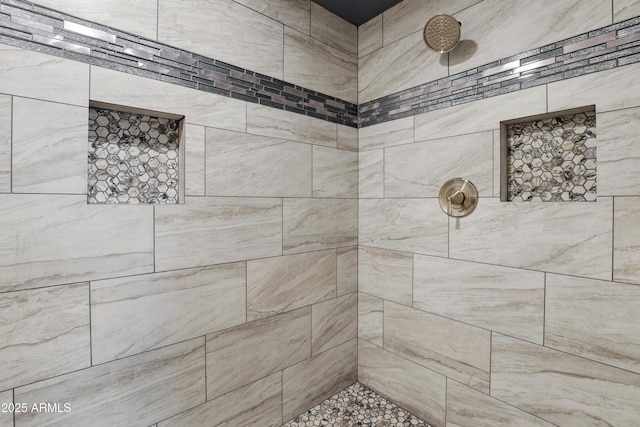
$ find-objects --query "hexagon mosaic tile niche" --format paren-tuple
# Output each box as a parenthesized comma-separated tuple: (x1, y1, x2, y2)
(503, 108, 597, 202)
(88, 104, 183, 204)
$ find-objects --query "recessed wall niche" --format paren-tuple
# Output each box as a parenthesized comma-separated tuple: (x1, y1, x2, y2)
(500, 106, 596, 202)
(87, 102, 185, 204)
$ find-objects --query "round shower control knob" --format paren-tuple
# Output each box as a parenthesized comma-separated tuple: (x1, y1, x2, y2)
(438, 178, 478, 218)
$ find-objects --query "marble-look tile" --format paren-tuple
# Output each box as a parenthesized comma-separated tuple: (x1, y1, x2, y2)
(359, 150, 384, 198)
(548, 62, 640, 113)
(159, 373, 282, 427)
(614, 197, 640, 284)
(449, 0, 611, 75)
(359, 199, 448, 256)
(233, 0, 310, 34)
(0, 95, 10, 193)
(283, 198, 357, 254)
(313, 146, 358, 198)
(337, 125, 357, 151)
(614, 0, 640, 22)
(491, 334, 640, 427)
(310, 2, 357, 57)
(312, 293, 357, 354)
(206, 128, 312, 197)
(446, 380, 554, 427)
(358, 15, 382, 58)
(284, 27, 358, 104)
(283, 339, 357, 422)
(0, 283, 89, 391)
(337, 246, 358, 296)
(414, 86, 547, 142)
(493, 130, 501, 198)
(449, 198, 613, 280)
(0, 45, 89, 106)
(207, 308, 311, 400)
(247, 103, 337, 147)
(12, 98, 87, 194)
(596, 107, 640, 196)
(359, 246, 413, 306)
(359, 116, 414, 151)
(15, 338, 205, 427)
(384, 301, 491, 393)
(385, 132, 493, 198)
(91, 67, 246, 132)
(158, 0, 283, 78)
(33, 0, 158, 39)
(359, 31, 448, 103)
(382, 0, 480, 46)
(0, 390, 11, 427)
(185, 124, 205, 196)
(247, 250, 336, 321)
(91, 263, 246, 365)
(358, 339, 446, 427)
(413, 255, 545, 344)
(546, 273, 640, 374)
(358, 293, 383, 346)
(155, 197, 282, 271)
(0, 194, 153, 292)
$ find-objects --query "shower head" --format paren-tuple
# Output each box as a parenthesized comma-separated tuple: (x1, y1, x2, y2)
(423, 14, 461, 53)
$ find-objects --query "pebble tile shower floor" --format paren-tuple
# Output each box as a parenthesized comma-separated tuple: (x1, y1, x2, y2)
(282, 382, 431, 427)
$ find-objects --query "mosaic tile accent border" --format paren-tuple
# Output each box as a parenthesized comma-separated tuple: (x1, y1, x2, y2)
(505, 110, 597, 202)
(0, 0, 358, 126)
(282, 382, 431, 427)
(0, 0, 639, 130)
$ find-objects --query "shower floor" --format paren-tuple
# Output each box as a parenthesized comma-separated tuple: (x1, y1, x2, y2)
(282, 382, 432, 427)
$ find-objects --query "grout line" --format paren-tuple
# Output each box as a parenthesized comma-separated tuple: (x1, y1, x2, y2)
(204, 335, 208, 402)
(543, 273, 547, 346)
(9, 95, 13, 194)
(156, 0, 159, 41)
(88, 282, 93, 366)
(612, 197, 615, 281)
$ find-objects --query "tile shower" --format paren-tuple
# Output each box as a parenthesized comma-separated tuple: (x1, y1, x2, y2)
(1, 1, 640, 427)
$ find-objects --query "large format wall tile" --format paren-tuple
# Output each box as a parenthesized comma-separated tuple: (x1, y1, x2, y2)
(283, 339, 357, 422)
(359, 31, 448, 103)
(91, 67, 246, 132)
(358, 15, 382, 58)
(358, 116, 414, 151)
(597, 107, 640, 196)
(359, 150, 384, 199)
(158, 373, 282, 427)
(491, 334, 640, 427)
(337, 246, 358, 296)
(310, 2, 357, 56)
(359, 199, 448, 256)
(337, 125, 358, 151)
(358, 339, 446, 427)
(0, 194, 154, 292)
(12, 98, 87, 194)
(614, 197, 640, 284)
(247, 103, 337, 147)
(449, 198, 613, 280)
(0, 390, 11, 427)
(0, 95, 10, 193)
(614, 0, 640, 21)
(449, 0, 611, 74)
(414, 86, 547, 142)
(358, 293, 383, 346)
(413, 255, 545, 344)
(0, 283, 89, 391)
(91, 263, 246, 364)
(184, 124, 205, 196)
(546, 274, 640, 374)
(384, 301, 491, 393)
(0, 45, 89, 106)
(284, 27, 357, 104)
(233, 0, 310, 34)
(359, 246, 413, 306)
(15, 338, 205, 427)
(206, 128, 312, 197)
(385, 132, 494, 197)
(158, 0, 284, 78)
(283, 198, 357, 254)
(247, 250, 336, 321)
(312, 293, 357, 354)
(446, 380, 554, 427)
(207, 308, 311, 400)
(155, 197, 282, 271)
(313, 146, 357, 198)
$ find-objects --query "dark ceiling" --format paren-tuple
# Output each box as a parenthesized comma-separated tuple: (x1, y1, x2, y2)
(311, 0, 403, 26)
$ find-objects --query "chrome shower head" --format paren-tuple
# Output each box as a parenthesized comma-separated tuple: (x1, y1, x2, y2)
(423, 14, 461, 53)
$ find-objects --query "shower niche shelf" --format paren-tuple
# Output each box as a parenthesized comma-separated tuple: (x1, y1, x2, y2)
(500, 105, 596, 202)
(87, 101, 185, 205)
